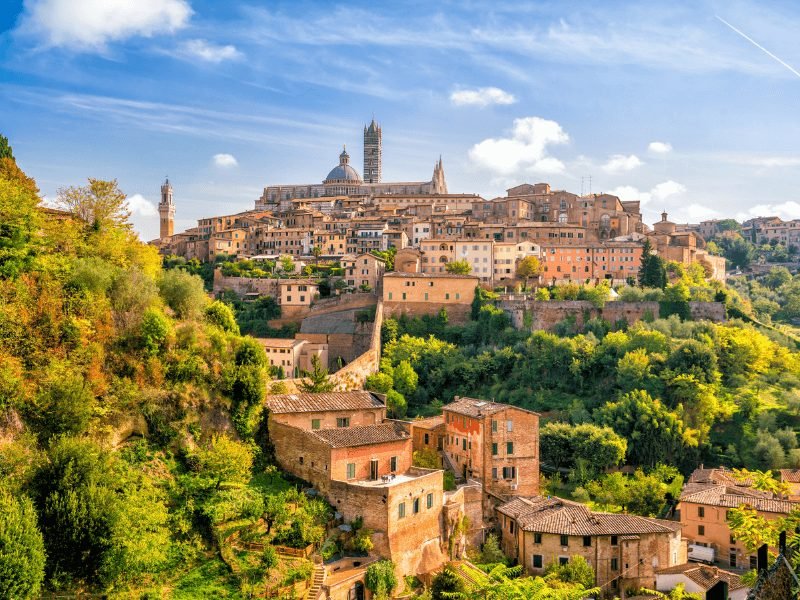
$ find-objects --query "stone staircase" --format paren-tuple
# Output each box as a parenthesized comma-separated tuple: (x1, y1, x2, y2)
(307, 563, 325, 599)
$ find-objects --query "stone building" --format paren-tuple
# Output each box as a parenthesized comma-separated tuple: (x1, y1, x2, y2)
(678, 467, 799, 569)
(540, 238, 643, 284)
(655, 563, 749, 600)
(257, 338, 328, 379)
(647, 212, 726, 281)
(341, 253, 386, 291)
(265, 391, 386, 430)
(382, 272, 478, 322)
(363, 119, 381, 184)
(497, 496, 685, 597)
(441, 397, 540, 500)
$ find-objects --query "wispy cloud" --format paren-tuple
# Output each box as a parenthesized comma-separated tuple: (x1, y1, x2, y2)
(213, 153, 238, 168)
(608, 180, 685, 205)
(179, 39, 242, 63)
(737, 201, 800, 221)
(469, 117, 569, 176)
(716, 15, 800, 79)
(450, 87, 516, 107)
(16, 0, 192, 51)
(602, 154, 643, 173)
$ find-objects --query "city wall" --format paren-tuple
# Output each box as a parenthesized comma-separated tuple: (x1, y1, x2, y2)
(500, 300, 726, 332)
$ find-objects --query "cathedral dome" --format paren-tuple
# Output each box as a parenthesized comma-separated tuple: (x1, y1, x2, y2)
(324, 146, 362, 184)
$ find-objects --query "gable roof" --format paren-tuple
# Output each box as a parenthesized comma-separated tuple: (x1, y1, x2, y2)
(679, 483, 797, 514)
(656, 563, 747, 592)
(497, 496, 680, 536)
(266, 391, 385, 414)
(443, 397, 539, 419)
(779, 469, 800, 483)
(312, 421, 410, 448)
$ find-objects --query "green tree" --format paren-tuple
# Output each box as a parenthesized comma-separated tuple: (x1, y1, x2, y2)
(639, 238, 667, 289)
(516, 255, 541, 290)
(545, 555, 594, 588)
(56, 178, 132, 231)
(298, 355, 336, 392)
(431, 565, 464, 599)
(0, 486, 45, 599)
(0, 134, 12, 159)
(392, 360, 418, 397)
(365, 371, 394, 394)
(30, 374, 96, 439)
(539, 423, 626, 474)
(205, 300, 239, 333)
(445, 259, 472, 275)
(195, 435, 254, 489)
(0, 177, 41, 279)
(140, 307, 172, 355)
(365, 559, 397, 600)
(477, 533, 507, 565)
(596, 390, 696, 467)
(157, 269, 208, 319)
(386, 390, 408, 419)
(279, 255, 295, 273)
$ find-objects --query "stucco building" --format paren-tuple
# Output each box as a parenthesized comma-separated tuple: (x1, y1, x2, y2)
(382, 272, 478, 322)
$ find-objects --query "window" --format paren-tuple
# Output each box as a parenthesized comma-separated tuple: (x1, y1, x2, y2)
(583, 536, 591, 547)
(398, 502, 406, 518)
(698, 506, 705, 518)
(424, 433, 430, 445)
(533, 555, 543, 568)
(611, 558, 618, 571)
(534, 533, 542, 544)
(492, 443, 498, 456)
(299, 456, 304, 465)
(559, 557, 569, 566)
(560, 535, 568, 547)
(491, 420, 498, 433)
(445, 293, 450, 300)
(427, 493, 433, 509)
(698, 525, 705, 536)
(311, 419, 320, 430)
(750, 556, 758, 569)
(462, 439, 467, 451)
(413, 498, 420, 514)
(510, 521, 515, 534)
(506, 420, 513, 432)
(502, 466, 516, 479)
(390, 456, 398, 472)
(492, 467, 498, 480)
(611, 535, 618, 546)
(346, 463, 355, 479)
(506, 441, 514, 455)
(336, 417, 350, 428)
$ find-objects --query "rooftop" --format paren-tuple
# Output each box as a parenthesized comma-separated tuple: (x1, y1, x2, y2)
(679, 483, 797, 513)
(410, 415, 445, 430)
(312, 421, 410, 448)
(497, 496, 681, 536)
(656, 563, 747, 592)
(265, 391, 385, 414)
(256, 338, 304, 348)
(444, 397, 539, 419)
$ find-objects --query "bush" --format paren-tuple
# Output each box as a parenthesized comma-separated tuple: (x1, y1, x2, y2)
(205, 300, 239, 333)
(365, 560, 398, 600)
(262, 546, 278, 570)
(157, 270, 208, 319)
(0, 487, 45, 599)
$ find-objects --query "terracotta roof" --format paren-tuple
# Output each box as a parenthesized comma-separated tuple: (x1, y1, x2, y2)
(656, 563, 747, 592)
(257, 338, 304, 348)
(266, 391, 385, 414)
(444, 397, 539, 419)
(410, 416, 444, 430)
(384, 272, 479, 280)
(780, 469, 800, 483)
(688, 467, 752, 487)
(312, 421, 410, 448)
(679, 484, 797, 514)
(497, 496, 680, 536)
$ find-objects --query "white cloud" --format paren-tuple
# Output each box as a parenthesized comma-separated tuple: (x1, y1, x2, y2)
(180, 39, 242, 63)
(450, 87, 517, 107)
(648, 141, 672, 154)
(602, 154, 643, 173)
(127, 193, 158, 217)
(213, 153, 238, 168)
(469, 116, 569, 175)
(607, 180, 686, 205)
(737, 201, 800, 221)
(739, 156, 800, 168)
(18, 0, 192, 50)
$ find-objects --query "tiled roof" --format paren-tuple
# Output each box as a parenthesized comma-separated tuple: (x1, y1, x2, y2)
(656, 563, 747, 592)
(266, 391, 385, 414)
(312, 421, 410, 448)
(444, 397, 539, 419)
(679, 484, 797, 514)
(688, 467, 751, 487)
(384, 272, 479, 279)
(257, 337, 304, 348)
(497, 496, 679, 536)
(410, 416, 444, 430)
(779, 469, 800, 483)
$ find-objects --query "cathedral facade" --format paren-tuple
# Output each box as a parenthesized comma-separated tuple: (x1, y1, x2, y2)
(256, 119, 447, 211)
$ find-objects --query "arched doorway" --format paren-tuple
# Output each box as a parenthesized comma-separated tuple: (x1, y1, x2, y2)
(349, 581, 365, 600)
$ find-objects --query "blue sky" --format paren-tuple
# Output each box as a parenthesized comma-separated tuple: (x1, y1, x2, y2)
(2, 0, 800, 240)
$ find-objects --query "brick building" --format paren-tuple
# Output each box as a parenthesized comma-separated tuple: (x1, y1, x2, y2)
(341, 252, 386, 291)
(441, 397, 540, 500)
(678, 467, 799, 569)
(265, 391, 386, 430)
(497, 496, 685, 597)
(257, 338, 328, 379)
(382, 272, 478, 322)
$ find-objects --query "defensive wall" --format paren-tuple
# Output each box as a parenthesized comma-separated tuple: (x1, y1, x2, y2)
(499, 299, 726, 332)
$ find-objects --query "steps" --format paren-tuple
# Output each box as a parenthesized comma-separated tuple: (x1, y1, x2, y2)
(307, 563, 325, 599)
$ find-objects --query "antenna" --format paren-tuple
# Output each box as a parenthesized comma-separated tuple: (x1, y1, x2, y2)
(588, 175, 592, 196)
(580, 176, 584, 196)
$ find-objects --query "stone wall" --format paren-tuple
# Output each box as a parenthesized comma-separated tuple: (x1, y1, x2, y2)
(501, 299, 726, 332)
(384, 300, 472, 323)
(212, 270, 279, 296)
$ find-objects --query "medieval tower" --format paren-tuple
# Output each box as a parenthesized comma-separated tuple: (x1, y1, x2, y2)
(158, 177, 175, 239)
(363, 119, 382, 183)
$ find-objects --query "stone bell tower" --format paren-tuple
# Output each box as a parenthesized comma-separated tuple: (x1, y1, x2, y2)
(363, 118, 382, 184)
(158, 177, 175, 239)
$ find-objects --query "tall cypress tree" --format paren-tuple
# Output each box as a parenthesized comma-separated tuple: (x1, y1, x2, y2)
(638, 238, 667, 289)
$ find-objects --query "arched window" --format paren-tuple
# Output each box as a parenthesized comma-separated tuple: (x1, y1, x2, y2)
(558, 212, 568, 224)
(600, 214, 611, 229)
